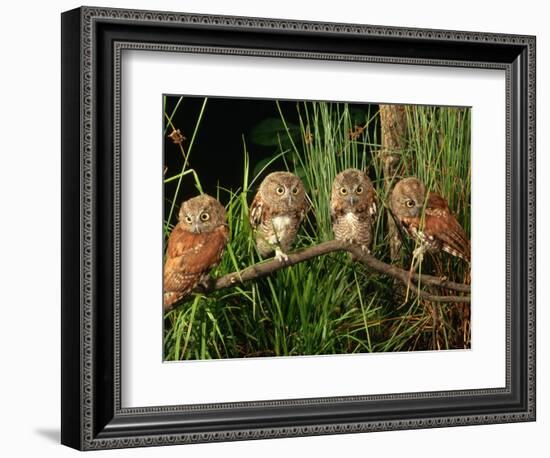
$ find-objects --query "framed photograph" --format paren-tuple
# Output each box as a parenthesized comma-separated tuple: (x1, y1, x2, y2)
(61, 6, 536, 450)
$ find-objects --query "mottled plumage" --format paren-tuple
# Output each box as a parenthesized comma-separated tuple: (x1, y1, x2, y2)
(249, 171, 307, 261)
(330, 168, 376, 253)
(163, 194, 229, 311)
(390, 177, 470, 262)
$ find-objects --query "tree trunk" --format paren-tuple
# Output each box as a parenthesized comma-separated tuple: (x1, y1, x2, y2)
(379, 104, 408, 262)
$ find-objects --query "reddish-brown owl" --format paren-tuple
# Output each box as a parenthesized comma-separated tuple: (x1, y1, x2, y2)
(390, 177, 470, 263)
(163, 194, 229, 311)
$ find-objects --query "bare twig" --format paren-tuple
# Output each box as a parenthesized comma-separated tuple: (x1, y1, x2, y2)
(195, 240, 470, 302)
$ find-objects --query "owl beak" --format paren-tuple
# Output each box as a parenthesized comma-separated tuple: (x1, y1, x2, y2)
(288, 194, 293, 206)
(192, 223, 201, 234)
(348, 196, 357, 206)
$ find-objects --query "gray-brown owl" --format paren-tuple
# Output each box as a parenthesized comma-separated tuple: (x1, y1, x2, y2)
(249, 171, 307, 261)
(331, 168, 377, 253)
(163, 194, 229, 311)
(390, 177, 470, 263)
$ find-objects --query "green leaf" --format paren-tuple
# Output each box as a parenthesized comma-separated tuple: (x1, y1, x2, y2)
(349, 108, 368, 125)
(249, 118, 299, 147)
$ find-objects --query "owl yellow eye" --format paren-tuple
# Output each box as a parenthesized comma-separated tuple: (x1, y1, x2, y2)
(184, 215, 193, 224)
(276, 186, 285, 195)
(340, 187, 348, 195)
(405, 199, 415, 208)
(292, 187, 299, 195)
(200, 212, 210, 221)
(356, 186, 363, 194)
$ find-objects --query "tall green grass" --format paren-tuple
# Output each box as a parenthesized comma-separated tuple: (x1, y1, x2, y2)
(163, 98, 471, 360)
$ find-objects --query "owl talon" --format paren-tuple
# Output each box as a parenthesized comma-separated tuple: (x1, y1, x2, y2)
(274, 248, 289, 263)
(197, 275, 215, 292)
(412, 246, 425, 261)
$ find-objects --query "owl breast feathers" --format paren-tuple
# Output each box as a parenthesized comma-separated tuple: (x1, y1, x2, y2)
(390, 177, 470, 262)
(249, 171, 307, 260)
(330, 168, 377, 251)
(163, 194, 229, 311)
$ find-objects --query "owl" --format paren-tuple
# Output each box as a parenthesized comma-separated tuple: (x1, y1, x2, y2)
(330, 168, 377, 253)
(390, 177, 470, 263)
(249, 171, 307, 261)
(163, 194, 229, 311)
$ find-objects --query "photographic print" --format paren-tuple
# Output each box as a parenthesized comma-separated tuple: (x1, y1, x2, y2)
(162, 96, 471, 361)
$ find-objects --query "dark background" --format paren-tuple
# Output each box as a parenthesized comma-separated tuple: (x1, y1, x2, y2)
(163, 95, 378, 221)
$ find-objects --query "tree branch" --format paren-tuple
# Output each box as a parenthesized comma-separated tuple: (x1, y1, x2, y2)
(196, 240, 470, 303)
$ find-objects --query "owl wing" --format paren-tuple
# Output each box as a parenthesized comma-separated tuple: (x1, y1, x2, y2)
(366, 182, 377, 216)
(424, 193, 470, 262)
(163, 224, 229, 308)
(301, 196, 311, 223)
(330, 195, 345, 224)
(249, 192, 268, 229)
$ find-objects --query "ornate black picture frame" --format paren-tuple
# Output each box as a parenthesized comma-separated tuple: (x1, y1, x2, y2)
(61, 6, 536, 450)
